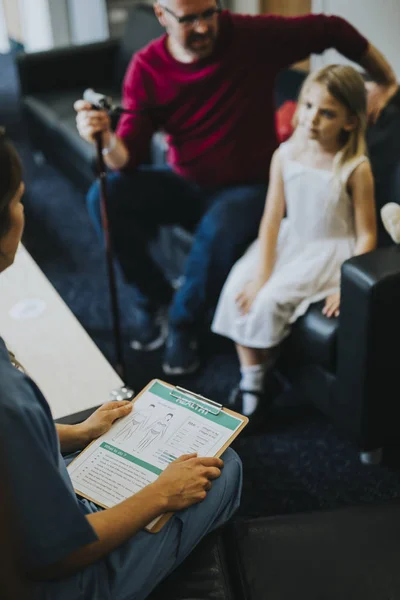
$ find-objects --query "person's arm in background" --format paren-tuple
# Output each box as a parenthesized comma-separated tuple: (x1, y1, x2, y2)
(235, 149, 285, 315)
(258, 13, 398, 121)
(360, 45, 398, 122)
(75, 55, 156, 171)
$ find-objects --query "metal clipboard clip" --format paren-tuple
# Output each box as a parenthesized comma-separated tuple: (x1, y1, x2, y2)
(170, 386, 223, 416)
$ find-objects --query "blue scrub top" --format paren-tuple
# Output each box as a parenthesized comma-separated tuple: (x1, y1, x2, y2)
(0, 338, 100, 596)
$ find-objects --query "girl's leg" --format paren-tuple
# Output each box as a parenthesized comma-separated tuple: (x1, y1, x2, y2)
(236, 344, 276, 416)
(236, 344, 271, 367)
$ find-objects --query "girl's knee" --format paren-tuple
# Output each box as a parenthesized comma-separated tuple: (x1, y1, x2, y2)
(254, 288, 285, 316)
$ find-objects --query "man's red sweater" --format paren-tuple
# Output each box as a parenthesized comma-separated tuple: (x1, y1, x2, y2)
(116, 11, 368, 187)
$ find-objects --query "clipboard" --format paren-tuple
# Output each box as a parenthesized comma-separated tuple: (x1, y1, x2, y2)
(68, 378, 248, 533)
(145, 379, 248, 532)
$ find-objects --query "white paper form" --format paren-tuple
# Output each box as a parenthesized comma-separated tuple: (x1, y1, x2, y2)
(68, 380, 243, 509)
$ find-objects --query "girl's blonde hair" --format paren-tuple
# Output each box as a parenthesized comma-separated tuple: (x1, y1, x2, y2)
(293, 64, 367, 178)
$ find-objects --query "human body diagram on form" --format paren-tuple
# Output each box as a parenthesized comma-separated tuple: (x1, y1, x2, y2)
(134, 413, 174, 453)
(112, 404, 156, 444)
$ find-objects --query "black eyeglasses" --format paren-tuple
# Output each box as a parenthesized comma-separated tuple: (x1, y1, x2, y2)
(161, 5, 221, 28)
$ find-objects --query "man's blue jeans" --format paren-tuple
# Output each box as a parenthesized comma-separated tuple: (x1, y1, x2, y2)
(86, 167, 267, 329)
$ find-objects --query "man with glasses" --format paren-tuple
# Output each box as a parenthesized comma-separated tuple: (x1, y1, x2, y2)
(76, 1, 397, 376)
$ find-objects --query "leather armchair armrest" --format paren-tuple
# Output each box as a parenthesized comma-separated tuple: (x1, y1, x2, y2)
(336, 246, 400, 448)
(15, 40, 119, 96)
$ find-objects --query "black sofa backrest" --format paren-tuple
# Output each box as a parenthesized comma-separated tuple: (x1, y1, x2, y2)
(114, 3, 164, 88)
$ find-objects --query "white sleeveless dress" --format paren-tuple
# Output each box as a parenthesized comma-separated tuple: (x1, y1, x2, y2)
(212, 141, 368, 348)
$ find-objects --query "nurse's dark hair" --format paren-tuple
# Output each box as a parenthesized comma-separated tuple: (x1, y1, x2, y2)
(0, 128, 23, 240)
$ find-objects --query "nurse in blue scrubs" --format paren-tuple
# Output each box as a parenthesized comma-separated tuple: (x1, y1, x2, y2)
(0, 131, 242, 600)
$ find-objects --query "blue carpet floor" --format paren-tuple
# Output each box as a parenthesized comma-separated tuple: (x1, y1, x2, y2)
(2, 52, 400, 520)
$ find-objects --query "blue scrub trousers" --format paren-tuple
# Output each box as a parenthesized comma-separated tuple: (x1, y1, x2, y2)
(36, 448, 242, 600)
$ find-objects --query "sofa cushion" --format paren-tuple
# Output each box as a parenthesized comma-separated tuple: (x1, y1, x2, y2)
(230, 503, 400, 600)
(148, 529, 236, 600)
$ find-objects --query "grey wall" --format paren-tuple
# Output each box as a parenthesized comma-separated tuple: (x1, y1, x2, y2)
(49, 0, 70, 47)
(229, 0, 259, 13)
(312, 0, 400, 79)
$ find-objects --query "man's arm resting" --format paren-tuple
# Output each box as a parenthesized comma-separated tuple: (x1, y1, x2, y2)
(359, 43, 397, 87)
(359, 43, 398, 122)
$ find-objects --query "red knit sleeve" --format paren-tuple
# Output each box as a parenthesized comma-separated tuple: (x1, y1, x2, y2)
(237, 13, 368, 71)
(115, 55, 156, 171)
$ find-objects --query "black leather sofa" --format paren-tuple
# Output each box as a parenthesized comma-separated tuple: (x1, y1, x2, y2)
(149, 501, 400, 599)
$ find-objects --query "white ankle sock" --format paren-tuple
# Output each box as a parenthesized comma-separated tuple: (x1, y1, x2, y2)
(240, 364, 265, 416)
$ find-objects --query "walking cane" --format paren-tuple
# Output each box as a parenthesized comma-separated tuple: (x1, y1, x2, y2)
(84, 89, 138, 382)
(93, 131, 126, 380)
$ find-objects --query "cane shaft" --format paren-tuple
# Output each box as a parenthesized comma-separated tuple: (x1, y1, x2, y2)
(95, 133, 126, 380)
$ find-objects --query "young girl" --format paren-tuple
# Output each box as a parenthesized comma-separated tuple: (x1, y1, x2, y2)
(212, 64, 377, 418)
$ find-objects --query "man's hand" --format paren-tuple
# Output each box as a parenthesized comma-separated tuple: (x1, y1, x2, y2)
(152, 454, 223, 512)
(74, 99, 112, 145)
(322, 292, 340, 318)
(365, 80, 399, 124)
(236, 279, 265, 315)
